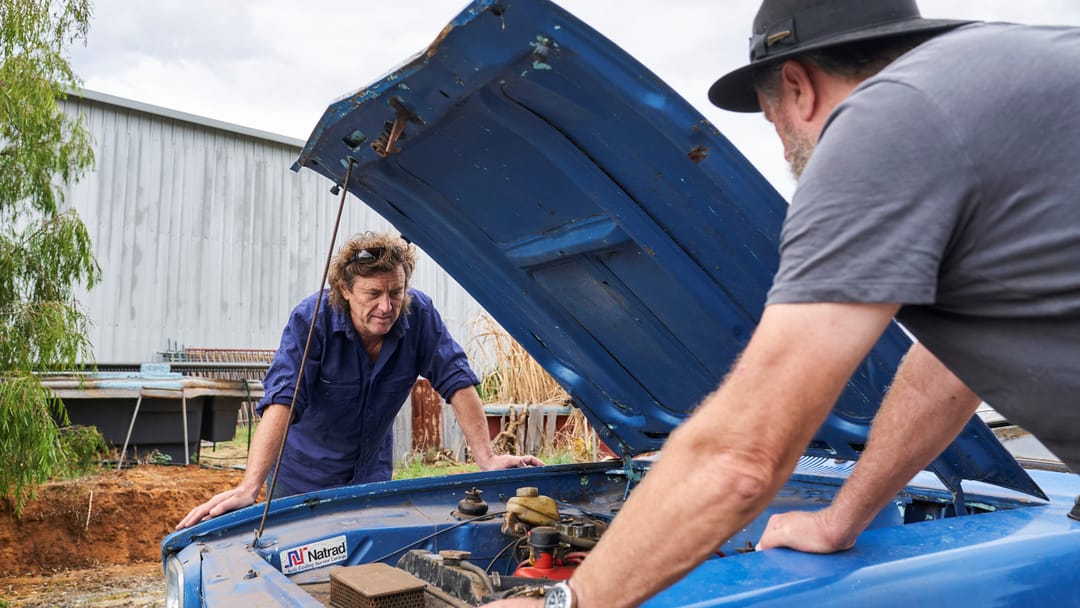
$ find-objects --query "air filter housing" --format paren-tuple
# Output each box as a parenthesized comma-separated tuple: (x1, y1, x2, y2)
(329, 563, 426, 608)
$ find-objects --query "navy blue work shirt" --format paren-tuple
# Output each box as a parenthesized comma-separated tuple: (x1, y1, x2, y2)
(256, 288, 479, 495)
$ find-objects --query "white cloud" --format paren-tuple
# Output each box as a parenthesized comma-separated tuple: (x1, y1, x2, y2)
(69, 0, 1080, 198)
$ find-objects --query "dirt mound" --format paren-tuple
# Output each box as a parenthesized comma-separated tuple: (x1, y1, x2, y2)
(0, 466, 244, 579)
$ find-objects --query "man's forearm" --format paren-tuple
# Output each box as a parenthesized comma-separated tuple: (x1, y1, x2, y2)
(449, 386, 496, 466)
(176, 403, 293, 529)
(564, 302, 897, 608)
(828, 343, 981, 541)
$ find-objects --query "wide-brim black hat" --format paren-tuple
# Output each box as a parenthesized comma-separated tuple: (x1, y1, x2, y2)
(709, 0, 974, 113)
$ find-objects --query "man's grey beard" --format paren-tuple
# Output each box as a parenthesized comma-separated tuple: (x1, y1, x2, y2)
(787, 132, 815, 180)
(769, 103, 816, 180)
(760, 95, 817, 180)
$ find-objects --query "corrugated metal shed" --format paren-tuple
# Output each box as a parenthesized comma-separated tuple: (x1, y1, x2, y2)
(60, 90, 485, 364)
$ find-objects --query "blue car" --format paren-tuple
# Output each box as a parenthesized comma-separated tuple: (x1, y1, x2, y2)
(161, 1, 1080, 606)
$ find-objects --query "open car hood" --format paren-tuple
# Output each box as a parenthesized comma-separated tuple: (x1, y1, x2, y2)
(294, 0, 1044, 500)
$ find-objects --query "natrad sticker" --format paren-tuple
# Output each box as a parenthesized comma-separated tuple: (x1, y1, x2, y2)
(279, 535, 348, 574)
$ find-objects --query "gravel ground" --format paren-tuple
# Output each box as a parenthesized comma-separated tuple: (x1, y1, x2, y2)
(3, 563, 163, 607)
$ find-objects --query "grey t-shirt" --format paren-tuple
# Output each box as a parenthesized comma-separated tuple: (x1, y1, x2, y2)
(767, 23, 1080, 471)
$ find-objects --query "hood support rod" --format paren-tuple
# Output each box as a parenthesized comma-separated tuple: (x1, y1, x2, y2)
(253, 158, 356, 547)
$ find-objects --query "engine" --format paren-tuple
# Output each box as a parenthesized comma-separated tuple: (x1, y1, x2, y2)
(395, 486, 607, 605)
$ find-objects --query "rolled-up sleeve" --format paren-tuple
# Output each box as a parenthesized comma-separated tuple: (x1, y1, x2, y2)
(258, 302, 321, 421)
(413, 293, 479, 401)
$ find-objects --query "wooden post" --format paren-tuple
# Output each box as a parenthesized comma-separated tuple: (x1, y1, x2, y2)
(526, 405, 545, 453)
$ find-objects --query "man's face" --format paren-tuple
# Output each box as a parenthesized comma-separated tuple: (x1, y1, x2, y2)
(340, 267, 407, 342)
(759, 91, 817, 180)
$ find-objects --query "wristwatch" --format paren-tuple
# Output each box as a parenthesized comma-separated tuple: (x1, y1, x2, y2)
(544, 581, 576, 608)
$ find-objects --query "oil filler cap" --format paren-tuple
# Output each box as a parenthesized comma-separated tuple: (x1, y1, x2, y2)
(1069, 495, 1080, 522)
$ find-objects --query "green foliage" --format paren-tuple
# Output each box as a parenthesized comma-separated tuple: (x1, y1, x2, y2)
(0, 209, 98, 370)
(58, 423, 107, 475)
(393, 457, 480, 480)
(0, 0, 98, 515)
(0, 373, 69, 514)
(535, 447, 583, 466)
(0, 0, 94, 219)
(149, 451, 173, 466)
(475, 368, 502, 402)
(392, 447, 587, 480)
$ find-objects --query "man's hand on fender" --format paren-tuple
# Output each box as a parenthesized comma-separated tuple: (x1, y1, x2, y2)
(756, 508, 856, 554)
(176, 486, 259, 530)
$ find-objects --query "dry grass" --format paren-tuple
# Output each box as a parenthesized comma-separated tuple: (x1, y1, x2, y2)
(467, 313, 569, 405)
(467, 314, 602, 461)
(550, 408, 599, 462)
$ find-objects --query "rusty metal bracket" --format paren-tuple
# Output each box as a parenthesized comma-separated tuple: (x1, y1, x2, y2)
(372, 97, 424, 158)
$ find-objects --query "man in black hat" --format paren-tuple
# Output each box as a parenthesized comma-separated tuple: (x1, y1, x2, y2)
(708, 0, 1080, 555)
(488, 1, 1080, 607)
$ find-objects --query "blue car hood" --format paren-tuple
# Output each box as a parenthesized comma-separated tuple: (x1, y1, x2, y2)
(294, 0, 1043, 499)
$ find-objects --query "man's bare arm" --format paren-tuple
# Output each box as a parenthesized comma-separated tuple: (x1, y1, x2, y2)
(486, 302, 898, 608)
(175, 404, 291, 529)
(758, 343, 981, 552)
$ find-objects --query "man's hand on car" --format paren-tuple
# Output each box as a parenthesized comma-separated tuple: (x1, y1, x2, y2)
(756, 508, 855, 554)
(176, 486, 259, 530)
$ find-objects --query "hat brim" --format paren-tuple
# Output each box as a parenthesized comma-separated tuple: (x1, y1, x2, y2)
(709, 18, 974, 113)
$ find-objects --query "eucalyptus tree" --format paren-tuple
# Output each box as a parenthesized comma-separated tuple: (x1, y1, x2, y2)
(1, 0, 101, 514)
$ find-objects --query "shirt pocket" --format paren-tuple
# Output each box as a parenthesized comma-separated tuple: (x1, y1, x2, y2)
(310, 376, 365, 440)
(316, 375, 364, 402)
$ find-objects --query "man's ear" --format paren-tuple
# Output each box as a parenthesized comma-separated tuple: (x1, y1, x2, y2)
(778, 60, 818, 123)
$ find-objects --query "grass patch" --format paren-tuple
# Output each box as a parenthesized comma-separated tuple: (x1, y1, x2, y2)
(392, 447, 587, 480)
(393, 459, 481, 480)
(214, 422, 258, 450)
(393, 448, 479, 480)
(194, 422, 258, 468)
(535, 447, 584, 466)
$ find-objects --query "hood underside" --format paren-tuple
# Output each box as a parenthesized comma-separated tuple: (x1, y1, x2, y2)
(294, 0, 1044, 499)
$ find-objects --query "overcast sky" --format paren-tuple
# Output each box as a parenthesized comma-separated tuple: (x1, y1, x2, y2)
(70, 1, 1079, 198)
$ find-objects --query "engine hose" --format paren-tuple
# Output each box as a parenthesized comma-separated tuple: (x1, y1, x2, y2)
(459, 560, 496, 595)
(558, 532, 596, 550)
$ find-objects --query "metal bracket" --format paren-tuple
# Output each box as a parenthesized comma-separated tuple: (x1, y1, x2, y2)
(949, 485, 971, 517)
(372, 97, 424, 158)
(618, 453, 647, 501)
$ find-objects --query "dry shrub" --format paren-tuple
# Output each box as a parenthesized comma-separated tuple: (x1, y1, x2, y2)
(550, 408, 597, 462)
(468, 315, 600, 461)
(490, 405, 528, 456)
(467, 314, 568, 405)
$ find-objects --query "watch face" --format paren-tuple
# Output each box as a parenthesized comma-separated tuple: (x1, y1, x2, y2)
(544, 583, 571, 608)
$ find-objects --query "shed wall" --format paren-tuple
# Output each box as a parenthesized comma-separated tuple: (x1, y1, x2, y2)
(60, 91, 485, 364)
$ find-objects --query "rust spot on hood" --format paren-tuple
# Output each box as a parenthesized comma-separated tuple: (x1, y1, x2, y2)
(427, 23, 455, 58)
(688, 145, 709, 163)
